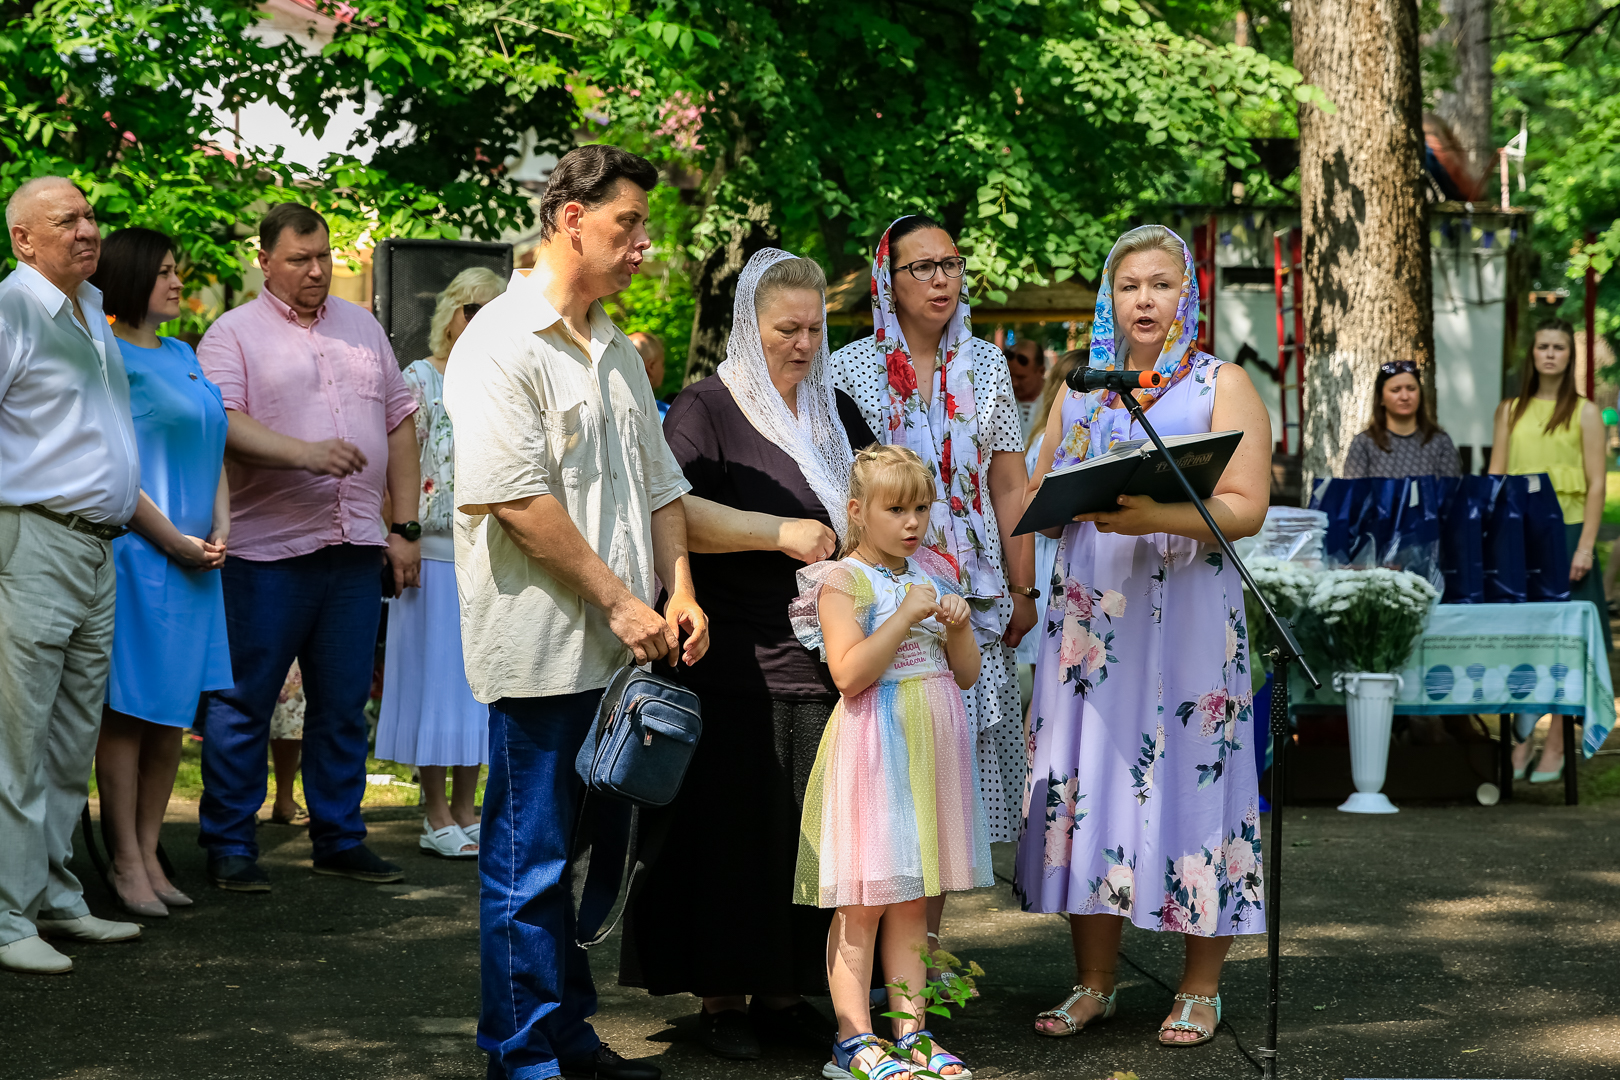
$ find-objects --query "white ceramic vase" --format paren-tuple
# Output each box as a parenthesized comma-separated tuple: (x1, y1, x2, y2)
(1333, 672, 1402, 814)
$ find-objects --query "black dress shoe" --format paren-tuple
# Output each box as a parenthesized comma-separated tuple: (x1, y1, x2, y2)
(698, 1007, 762, 1060)
(207, 856, 271, 893)
(559, 1042, 661, 1080)
(748, 999, 836, 1048)
(311, 843, 405, 883)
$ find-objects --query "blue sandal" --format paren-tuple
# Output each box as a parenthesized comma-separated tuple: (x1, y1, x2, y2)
(824, 1033, 910, 1080)
(1158, 992, 1221, 1048)
(896, 1029, 971, 1079)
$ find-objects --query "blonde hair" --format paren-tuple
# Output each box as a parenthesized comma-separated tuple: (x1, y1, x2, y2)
(754, 256, 828, 315)
(1028, 348, 1086, 450)
(1105, 224, 1187, 279)
(429, 267, 507, 360)
(840, 444, 936, 558)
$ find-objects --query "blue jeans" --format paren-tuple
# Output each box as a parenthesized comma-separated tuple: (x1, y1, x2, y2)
(480, 692, 629, 1080)
(198, 545, 382, 862)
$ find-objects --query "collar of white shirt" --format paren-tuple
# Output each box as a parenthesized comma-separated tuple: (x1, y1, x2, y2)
(508, 268, 616, 363)
(9, 261, 103, 332)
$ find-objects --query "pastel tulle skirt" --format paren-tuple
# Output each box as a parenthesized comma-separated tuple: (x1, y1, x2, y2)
(794, 670, 993, 909)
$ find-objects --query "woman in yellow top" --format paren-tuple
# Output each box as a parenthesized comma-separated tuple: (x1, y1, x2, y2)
(1489, 317, 1611, 782)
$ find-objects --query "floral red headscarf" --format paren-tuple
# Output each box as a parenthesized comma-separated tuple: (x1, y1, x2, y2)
(870, 217, 1000, 603)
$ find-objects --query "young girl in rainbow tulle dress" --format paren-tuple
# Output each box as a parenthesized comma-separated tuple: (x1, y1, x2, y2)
(790, 445, 993, 1080)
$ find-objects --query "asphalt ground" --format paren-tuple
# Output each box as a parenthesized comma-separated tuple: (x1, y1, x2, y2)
(4, 797, 1618, 1080)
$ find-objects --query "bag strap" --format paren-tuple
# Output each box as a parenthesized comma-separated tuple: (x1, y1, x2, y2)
(570, 791, 641, 949)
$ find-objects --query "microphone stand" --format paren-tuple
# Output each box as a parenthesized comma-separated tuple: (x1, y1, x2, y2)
(1102, 373, 1319, 1080)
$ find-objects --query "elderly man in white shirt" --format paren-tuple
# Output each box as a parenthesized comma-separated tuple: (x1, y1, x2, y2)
(0, 177, 143, 975)
(445, 145, 708, 1080)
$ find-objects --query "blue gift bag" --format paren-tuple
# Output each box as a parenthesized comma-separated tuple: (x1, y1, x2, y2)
(1483, 474, 1528, 603)
(1362, 476, 1404, 565)
(1521, 472, 1571, 602)
(1310, 477, 1377, 566)
(1387, 475, 1446, 587)
(1440, 475, 1484, 604)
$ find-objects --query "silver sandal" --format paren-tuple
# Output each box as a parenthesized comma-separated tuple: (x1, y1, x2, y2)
(1033, 984, 1117, 1037)
(1158, 992, 1221, 1047)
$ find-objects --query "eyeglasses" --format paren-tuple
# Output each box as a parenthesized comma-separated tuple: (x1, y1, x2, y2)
(892, 256, 967, 282)
(461, 302, 483, 321)
(1379, 360, 1418, 376)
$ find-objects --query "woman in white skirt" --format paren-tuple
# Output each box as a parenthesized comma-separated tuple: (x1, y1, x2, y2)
(377, 267, 506, 858)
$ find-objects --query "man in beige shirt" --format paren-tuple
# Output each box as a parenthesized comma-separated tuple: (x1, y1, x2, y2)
(444, 145, 707, 1080)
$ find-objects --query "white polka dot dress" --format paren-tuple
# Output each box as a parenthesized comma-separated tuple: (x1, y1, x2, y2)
(830, 334, 1029, 842)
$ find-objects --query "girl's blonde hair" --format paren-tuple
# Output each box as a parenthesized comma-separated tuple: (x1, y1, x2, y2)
(840, 444, 936, 558)
(428, 267, 507, 360)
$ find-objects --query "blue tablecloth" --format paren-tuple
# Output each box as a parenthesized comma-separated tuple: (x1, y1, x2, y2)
(1290, 601, 1614, 758)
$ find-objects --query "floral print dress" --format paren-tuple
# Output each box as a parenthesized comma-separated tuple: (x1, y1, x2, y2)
(404, 359, 456, 562)
(1012, 353, 1265, 936)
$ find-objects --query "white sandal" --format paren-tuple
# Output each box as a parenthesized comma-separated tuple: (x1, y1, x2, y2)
(1034, 984, 1116, 1037)
(419, 819, 477, 859)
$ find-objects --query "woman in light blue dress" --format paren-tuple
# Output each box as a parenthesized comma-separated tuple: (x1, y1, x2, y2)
(89, 229, 232, 917)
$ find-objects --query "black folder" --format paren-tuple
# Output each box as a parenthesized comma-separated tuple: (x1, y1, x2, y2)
(1013, 429, 1244, 536)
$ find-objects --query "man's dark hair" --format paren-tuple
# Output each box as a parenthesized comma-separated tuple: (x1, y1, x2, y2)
(89, 227, 175, 329)
(538, 145, 658, 242)
(260, 202, 328, 255)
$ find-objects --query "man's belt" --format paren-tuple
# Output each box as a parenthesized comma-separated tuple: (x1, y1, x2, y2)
(21, 504, 129, 542)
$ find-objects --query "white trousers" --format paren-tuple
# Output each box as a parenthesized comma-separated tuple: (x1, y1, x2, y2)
(0, 507, 116, 944)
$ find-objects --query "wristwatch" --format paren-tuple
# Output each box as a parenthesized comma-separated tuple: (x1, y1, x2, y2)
(390, 520, 423, 542)
(1009, 584, 1041, 599)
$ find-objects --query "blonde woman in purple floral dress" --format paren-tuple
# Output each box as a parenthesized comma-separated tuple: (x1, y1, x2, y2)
(1015, 226, 1273, 1049)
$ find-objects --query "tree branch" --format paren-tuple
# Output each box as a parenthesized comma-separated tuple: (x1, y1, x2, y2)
(1493, 6, 1620, 61)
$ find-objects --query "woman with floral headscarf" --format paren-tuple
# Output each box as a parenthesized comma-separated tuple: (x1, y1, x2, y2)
(829, 214, 1038, 990)
(1014, 226, 1272, 1049)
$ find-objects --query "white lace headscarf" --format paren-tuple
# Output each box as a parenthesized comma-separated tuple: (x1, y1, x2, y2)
(717, 248, 856, 540)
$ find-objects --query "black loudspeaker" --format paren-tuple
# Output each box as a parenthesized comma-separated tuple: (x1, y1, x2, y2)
(373, 238, 514, 368)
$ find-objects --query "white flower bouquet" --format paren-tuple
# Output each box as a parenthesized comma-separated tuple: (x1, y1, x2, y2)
(1298, 567, 1438, 674)
(1241, 556, 1320, 672)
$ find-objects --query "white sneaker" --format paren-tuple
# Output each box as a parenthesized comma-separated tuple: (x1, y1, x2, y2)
(35, 914, 141, 943)
(419, 819, 478, 859)
(0, 934, 73, 974)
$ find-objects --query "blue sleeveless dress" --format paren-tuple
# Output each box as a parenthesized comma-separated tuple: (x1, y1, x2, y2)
(106, 337, 233, 725)
(1013, 354, 1265, 936)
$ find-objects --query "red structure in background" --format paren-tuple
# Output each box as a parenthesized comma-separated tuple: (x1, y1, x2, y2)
(1274, 228, 1305, 454)
(1192, 216, 1217, 356)
(1586, 229, 1598, 402)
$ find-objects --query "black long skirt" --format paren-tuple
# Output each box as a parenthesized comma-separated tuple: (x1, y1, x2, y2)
(618, 693, 836, 997)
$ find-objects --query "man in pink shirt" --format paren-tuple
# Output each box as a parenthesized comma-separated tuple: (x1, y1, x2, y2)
(197, 203, 420, 892)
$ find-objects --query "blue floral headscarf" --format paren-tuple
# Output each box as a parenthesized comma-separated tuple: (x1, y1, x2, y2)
(1057, 226, 1202, 465)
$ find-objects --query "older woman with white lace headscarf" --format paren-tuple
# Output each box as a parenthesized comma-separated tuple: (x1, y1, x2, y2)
(618, 249, 877, 1061)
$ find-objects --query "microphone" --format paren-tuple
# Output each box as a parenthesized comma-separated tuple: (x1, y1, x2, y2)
(1066, 367, 1168, 394)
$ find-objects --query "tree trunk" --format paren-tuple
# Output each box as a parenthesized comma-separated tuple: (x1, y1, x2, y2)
(682, 203, 778, 386)
(1434, 0, 1494, 190)
(1294, 0, 1434, 487)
